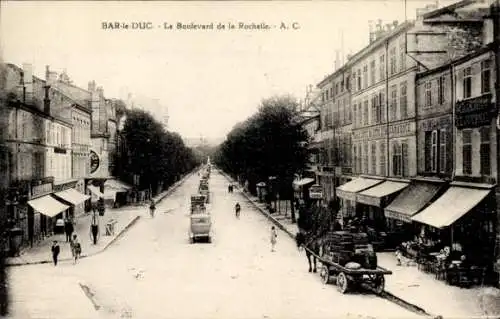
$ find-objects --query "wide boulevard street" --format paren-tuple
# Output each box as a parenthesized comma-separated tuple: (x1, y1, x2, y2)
(8, 170, 420, 319)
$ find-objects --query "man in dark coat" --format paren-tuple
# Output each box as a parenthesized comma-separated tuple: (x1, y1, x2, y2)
(51, 241, 60, 266)
(64, 219, 74, 242)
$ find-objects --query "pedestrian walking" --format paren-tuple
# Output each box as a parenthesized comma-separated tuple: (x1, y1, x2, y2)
(70, 234, 81, 264)
(235, 202, 241, 219)
(90, 211, 99, 245)
(51, 240, 60, 266)
(64, 218, 74, 242)
(149, 199, 156, 218)
(270, 226, 277, 252)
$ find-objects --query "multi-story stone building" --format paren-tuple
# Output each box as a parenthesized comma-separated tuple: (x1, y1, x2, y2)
(316, 61, 353, 216)
(3, 63, 75, 247)
(45, 67, 92, 217)
(336, 20, 418, 232)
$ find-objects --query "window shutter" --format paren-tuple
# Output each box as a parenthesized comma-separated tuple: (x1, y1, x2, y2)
(417, 83, 424, 109)
(431, 79, 438, 106)
(402, 141, 409, 177)
(456, 69, 464, 100)
(471, 62, 481, 96)
(443, 74, 450, 103)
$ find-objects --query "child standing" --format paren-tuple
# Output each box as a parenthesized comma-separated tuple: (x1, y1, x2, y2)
(270, 226, 277, 252)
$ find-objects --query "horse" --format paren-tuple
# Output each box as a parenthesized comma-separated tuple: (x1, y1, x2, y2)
(296, 232, 321, 273)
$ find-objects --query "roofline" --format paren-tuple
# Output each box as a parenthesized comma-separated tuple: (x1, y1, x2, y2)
(416, 43, 493, 79)
(348, 20, 415, 66)
(422, 0, 476, 20)
(317, 65, 350, 88)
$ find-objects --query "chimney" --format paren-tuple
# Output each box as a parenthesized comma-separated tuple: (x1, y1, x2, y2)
(88, 80, 96, 92)
(369, 20, 376, 43)
(22, 63, 33, 104)
(96, 86, 104, 97)
(393, 20, 398, 28)
(44, 84, 51, 115)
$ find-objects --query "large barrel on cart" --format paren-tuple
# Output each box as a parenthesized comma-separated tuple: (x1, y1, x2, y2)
(315, 231, 391, 294)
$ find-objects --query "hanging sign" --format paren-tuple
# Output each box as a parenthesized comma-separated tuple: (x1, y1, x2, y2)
(90, 150, 100, 174)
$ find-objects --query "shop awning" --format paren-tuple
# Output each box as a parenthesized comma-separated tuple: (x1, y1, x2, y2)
(336, 177, 383, 201)
(356, 181, 408, 207)
(384, 182, 442, 223)
(293, 178, 315, 187)
(411, 186, 491, 229)
(88, 185, 104, 198)
(104, 179, 132, 191)
(28, 195, 69, 218)
(53, 188, 90, 206)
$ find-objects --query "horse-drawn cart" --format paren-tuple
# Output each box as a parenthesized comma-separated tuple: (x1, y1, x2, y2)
(301, 230, 392, 294)
(317, 257, 391, 294)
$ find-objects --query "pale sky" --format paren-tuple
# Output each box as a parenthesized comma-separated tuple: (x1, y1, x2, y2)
(1, 0, 457, 141)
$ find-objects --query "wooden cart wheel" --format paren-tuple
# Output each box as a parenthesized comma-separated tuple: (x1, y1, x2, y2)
(336, 272, 349, 294)
(319, 265, 330, 285)
(373, 275, 385, 294)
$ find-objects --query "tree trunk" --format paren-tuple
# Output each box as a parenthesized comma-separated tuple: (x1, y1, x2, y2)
(290, 197, 296, 223)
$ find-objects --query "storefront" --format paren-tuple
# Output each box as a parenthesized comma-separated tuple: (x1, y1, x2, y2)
(52, 188, 90, 220)
(411, 182, 497, 283)
(336, 176, 383, 222)
(27, 193, 69, 242)
(293, 177, 315, 205)
(355, 179, 409, 232)
(104, 178, 133, 207)
(384, 179, 445, 245)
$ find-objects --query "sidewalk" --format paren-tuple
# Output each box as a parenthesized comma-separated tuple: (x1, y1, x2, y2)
(7, 170, 197, 267)
(219, 170, 500, 318)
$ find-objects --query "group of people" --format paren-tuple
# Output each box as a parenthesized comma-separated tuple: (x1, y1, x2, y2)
(51, 233, 82, 266)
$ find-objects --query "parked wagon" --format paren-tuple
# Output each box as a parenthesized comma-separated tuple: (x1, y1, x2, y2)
(307, 230, 392, 294)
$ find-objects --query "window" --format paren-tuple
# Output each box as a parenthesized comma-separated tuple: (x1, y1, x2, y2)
(480, 126, 490, 175)
(363, 143, 369, 174)
(371, 95, 377, 125)
(335, 84, 339, 96)
(481, 60, 491, 94)
(402, 141, 409, 177)
(463, 67, 472, 99)
(399, 40, 406, 72)
(424, 131, 432, 172)
(379, 91, 385, 123)
(437, 76, 445, 104)
(370, 60, 376, 85)
(371, 142, 377, 174)
(439, 130, 446, 173)
(353, 102, 357, 127)
(363, 65, 368, 89)
(379, 141, 386, 176)
(392, 142, 402, 176)
(462, 130, 472, 175)
(425, 82, 432, 108)
(379, 54, 385, 80)
(372, 94, 380, 124)
(400, 82, 407, 119)
(357, 69, 362, 91)
(431, 131, 438, 172)
(390, 47, 397, 75)
(363, 100, 369, 125)
(325, 90, 329, 101)
(390, 85, 397, 120)
(357, 144, 362, 173)
(346, 100, 351, 122)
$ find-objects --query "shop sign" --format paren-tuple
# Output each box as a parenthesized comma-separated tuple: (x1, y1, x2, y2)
(336, 189, 355, 201)
(309, 185, 323, 199)
(388, 121, 415, 138)
(356, 194, 381, 207)
(455, 94, 494, 129)
(31, 182, 52, 198)
(90, 150, 100, 174)
(384, 210, 411, 223)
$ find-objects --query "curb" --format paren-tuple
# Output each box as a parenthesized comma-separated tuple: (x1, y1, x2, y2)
(217, 169, 296, 238)
(218, 169, 438, 319)
(6, 168, 201, 267)
(152, 169, 199, 205)
(6, 216, 142, 267)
